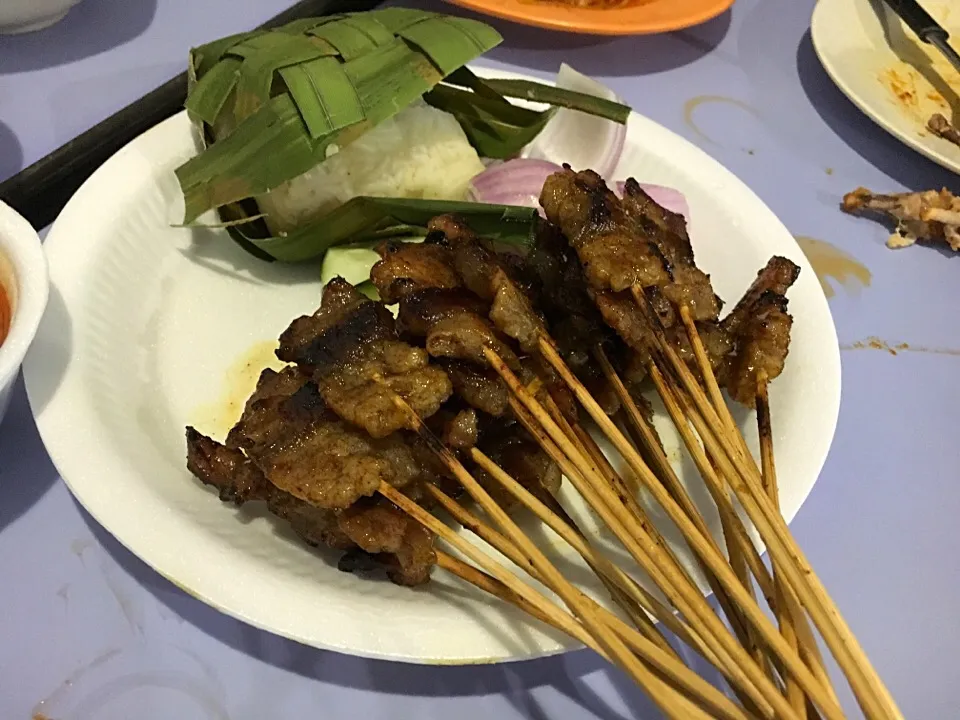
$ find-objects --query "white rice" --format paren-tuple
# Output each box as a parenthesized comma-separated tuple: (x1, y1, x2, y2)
(257, 102, 485, 235)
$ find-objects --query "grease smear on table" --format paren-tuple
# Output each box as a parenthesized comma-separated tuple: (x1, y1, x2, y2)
(682, 95, 759, 145)
(841, 337, 960, 357)
(189, 340, 284, 441)
(794, 236, 871, 299)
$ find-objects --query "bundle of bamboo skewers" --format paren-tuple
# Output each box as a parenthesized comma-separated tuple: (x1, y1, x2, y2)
(371, 296, 899, 720)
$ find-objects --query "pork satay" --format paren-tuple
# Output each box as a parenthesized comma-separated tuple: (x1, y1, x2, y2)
(277, 277, 452, 438)
(540, 167, 671, 293)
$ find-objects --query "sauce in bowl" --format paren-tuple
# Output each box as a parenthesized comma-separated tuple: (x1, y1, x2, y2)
(0, 283, 9, 346)
(0, 251, 13, 347)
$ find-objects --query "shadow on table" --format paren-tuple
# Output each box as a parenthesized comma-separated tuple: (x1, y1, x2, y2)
(398, 0, 731, 77)
(794, 30, 957, 192)
(0, 121, 24, 184)
(0, 0, 158, 74)
(79, 502, 728, 720)
(0, 376, 61, 532)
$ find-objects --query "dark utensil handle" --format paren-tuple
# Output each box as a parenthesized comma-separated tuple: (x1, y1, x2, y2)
(0, 0, 381, 230)
(884, 0, 947, 42)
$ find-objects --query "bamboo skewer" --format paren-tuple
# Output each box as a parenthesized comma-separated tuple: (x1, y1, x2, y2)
(755, 369, 807, 718)
(435, 554, 719, 720)
(540, 352, 759, 662)
(662, 314, 902, 720)
(592, 348, 773, 690)
(593, 346, 777, 625)
(537, 376, 754, 655)
(754, 376, 834, 718)
(423, 481, 749, 720)
(379, 404, 715, 720)
(487, 349, 805, 720)
(427, 481, 678, 660)
(534, 339, 844, 720)
(506, 397, 730, 675)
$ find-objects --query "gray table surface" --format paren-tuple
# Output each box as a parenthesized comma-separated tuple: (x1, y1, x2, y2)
(1, 0, 958, 717)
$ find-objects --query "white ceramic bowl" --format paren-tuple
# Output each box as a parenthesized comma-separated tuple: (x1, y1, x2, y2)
(0, 202, 48, 423)
(0, 0, 81, 34)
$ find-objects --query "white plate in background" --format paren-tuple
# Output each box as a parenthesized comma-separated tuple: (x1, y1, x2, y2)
(812, 0, 960, 174)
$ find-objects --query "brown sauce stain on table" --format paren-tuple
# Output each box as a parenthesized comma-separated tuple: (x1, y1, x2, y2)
(795, 236, 871, 299)
(841, 337, 960, 357)
(683, 95, 759, 145)
(190, 340, 284, 441)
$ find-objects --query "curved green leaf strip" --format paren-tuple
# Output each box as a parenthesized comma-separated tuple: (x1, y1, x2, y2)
(185, 56, 242, 126)
(279, 56, 364, 139)
(240, 196, 538, 263)
(398, 17, 502, 75)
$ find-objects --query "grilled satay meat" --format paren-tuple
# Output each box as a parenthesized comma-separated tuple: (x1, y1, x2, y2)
(620, 179, 721, 323)
(396, 288, 489, 338)
(427, 214, 526, 301)
(370, 236, 460, 303)
(592, 289, 656, 365)
(187, 427, 354, 549)
(842, 186, 960, 251)
(724, 294, 793, 406)
(720, 257, 800, 405)
(422, 217, 580, 418)
(227, 367, 422, 509)
(336, 497, 436, 586)
(188, 428, 435, 585)
(472, 420, 563, 513)
(277, 278, 452, 438)
(540, 167, 671, 293)
(439, 360, 509, 417)
(489, 268, 549, 355)
(521, 220, 611, 369)
(721, 257, 800, 337)
(394, 284, 522, 373)
(425, 404, 480, 450)
(620, 179, 693, 263)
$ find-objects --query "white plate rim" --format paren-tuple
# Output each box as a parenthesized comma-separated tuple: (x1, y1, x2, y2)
(23, 68, 842, 665)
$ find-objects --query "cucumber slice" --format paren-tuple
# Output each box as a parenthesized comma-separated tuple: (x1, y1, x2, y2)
(319, 238, 425, 302)
(319, 243, 381, 287)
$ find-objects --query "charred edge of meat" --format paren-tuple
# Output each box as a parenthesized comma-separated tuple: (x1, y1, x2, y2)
(396, 288, 490, 339)
(279, 380, 329, 422)
(187, 426, 264, 504)
(370, 240, 461, 303)
(722, 256, 800, 336)
(724, 290, 793, 407)
(570, 172, 675, 281)
(283, 301, 396, 374)
(621, 178, 693, 262)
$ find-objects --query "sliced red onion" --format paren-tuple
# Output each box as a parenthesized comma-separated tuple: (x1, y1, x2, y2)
(467, 158, 564, 211)
(615, 181, 690, 220)
(521, 63, 627, 180)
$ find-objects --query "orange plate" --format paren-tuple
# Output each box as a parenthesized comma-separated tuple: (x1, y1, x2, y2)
(445, 0, 735, 35)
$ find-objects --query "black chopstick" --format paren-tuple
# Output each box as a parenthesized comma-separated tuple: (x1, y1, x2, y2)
(0, 0, 382, 231)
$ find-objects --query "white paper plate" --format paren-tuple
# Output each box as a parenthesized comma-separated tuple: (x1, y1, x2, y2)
(812, 0, 960, 174)
(23, 69, 840, 665)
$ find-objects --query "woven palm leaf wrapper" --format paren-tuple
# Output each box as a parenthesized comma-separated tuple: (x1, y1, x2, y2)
(174, 7, 630, 262)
